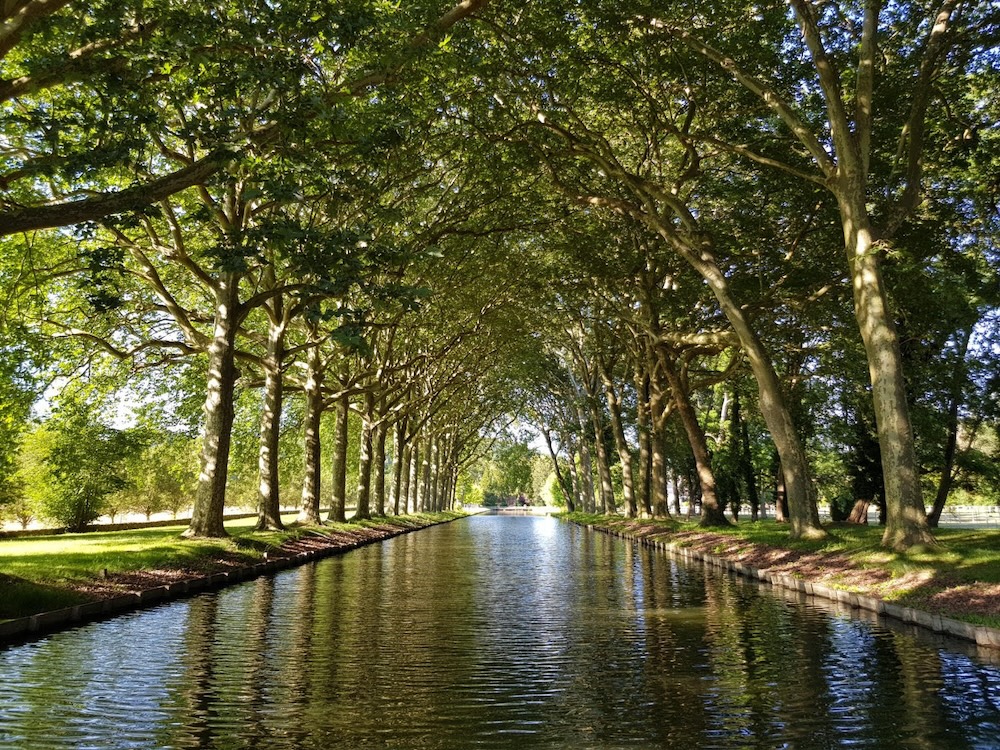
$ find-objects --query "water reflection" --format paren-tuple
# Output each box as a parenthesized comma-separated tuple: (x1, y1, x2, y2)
(1, 516, 999, 749)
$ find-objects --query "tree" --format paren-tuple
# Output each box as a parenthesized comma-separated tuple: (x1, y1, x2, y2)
(640, 0, 998, 548)
(32, 407, 146, 530)
(122, 433, 199, 521)
(0, 0, 494, 236)
(465, 5, 827, 538)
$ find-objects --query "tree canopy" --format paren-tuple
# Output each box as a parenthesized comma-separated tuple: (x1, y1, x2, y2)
(1, 0, 997, 550)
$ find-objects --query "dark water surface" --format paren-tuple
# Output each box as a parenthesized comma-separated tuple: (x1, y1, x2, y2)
(2, 515, 999, 749)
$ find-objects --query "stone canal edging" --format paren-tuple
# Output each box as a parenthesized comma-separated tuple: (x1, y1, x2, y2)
(0, 518, 455, 646)
(585, 523, 1000, 651)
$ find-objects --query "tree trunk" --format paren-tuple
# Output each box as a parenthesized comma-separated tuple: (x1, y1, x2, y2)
(576, 426, 596, 513)
(255, 362, 284, 530)
(661, 350, 730, 527)
(421, 437, 432, 511)
(773, 458, 788, 523)
(847, 499, 871, 525)
(566, 440, 590, 513)
(373, 417, 388, 516)
(735, 394, 761, 522)
(256, 307, 286, 531)
(298, 343, 323, 525)
(668, 468, 681, 516)
(838, 192, 933, 549)
(543, 428, 574, 512)
(450, 466, 460, 510)
(328, 392, 349, 523)
(601, 368, 637, 518)
(391, 422, 406, 515)
(400, 442, 412, 514)
(353, 393, 375, 520)
(663, 232, 824, 539)
(927, 329, 971, 527)
(635, 365, 653, 517)
(185, 273, 240, 538)
(589, 402, 616, 513)
(650, 430, 670, 518)
(647, 340, 674, 518)
(408, 441, 420, 513)
(417, 437, 430, 512)
(429, 437, 441, 511)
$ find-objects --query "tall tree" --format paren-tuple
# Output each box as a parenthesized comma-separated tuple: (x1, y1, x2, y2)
(642, 0, 995, 548)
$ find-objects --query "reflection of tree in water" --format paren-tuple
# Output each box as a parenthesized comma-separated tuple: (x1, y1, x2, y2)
(239, 575, 276, 746)
(632, 548, 711, 746)
(308, 556, 350, 713)
(0, 622, 104, 746)
(6, 519, 1000, 749)
(701, 570, 842, 747)
(938, 647, 1000, 746)
(882, 631, 978, 748)
(275, 563, 317, 748)
(166, 595, 220, 749)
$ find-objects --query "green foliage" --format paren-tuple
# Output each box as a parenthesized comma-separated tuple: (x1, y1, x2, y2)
(35, 408, 148, 531)
(117, 433, 200, 520)
(530, 453, 554, 503)
(540, 472, 566, 507)
(12, 424, 59, 527)
(0, 325, 44, 510)
(459, 438, 538, 505)
(1, 0, 997, 552)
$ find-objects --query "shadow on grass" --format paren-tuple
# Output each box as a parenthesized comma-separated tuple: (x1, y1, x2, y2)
(0, 574, 90, 620)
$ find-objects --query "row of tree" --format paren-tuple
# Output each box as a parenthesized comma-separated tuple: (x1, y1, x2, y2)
(0, 0, 997, 549)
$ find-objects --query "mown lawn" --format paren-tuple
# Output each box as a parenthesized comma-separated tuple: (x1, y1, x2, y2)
(0, 512, 458, 620)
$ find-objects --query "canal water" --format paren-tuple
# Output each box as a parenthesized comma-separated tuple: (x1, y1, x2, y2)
(1, 515, 999, 749)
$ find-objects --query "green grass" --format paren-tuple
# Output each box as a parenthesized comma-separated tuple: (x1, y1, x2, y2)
(0, 512, 463, 621)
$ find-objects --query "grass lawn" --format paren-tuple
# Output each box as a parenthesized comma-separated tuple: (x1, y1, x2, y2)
(0, 512, 458, 621)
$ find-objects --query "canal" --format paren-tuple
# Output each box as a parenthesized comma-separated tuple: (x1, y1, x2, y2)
(1, 515, 999, 749)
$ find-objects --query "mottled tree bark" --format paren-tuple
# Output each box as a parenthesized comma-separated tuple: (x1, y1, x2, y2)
(661, 351, 730, 528)
(927, 329, 971, 527)
(353, 393, 375, 520)
(256, 299, 286, 531)
(400, 442, 413, 515)
(600, 366, 637, 518)
(373, 416, 388, 516)
(838, 191, 933, 548)
(589, 403, 616, 514)
(185, 273, 241, 538)
(391, 421, 406, 515)
(328, 392, 349, 523)
(298, 343, 323, 525)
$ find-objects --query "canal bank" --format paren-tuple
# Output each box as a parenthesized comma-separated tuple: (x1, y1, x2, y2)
(0, 512, 464, 645)
(4, 514, 1000, 749)
(572, 515, 1000, 652)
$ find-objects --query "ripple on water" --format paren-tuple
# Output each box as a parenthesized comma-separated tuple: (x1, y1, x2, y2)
(2, 516, 1000, 749)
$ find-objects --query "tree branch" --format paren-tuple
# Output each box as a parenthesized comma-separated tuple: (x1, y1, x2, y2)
(0, 150, 232, 236)
(0, 0, 72, 60)
(648, 17, 835, 176)
(882, 0, 960, 236)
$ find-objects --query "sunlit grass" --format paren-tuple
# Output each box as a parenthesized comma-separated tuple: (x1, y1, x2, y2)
(0, 514, 296, 584)
(0, 511, 462, 621)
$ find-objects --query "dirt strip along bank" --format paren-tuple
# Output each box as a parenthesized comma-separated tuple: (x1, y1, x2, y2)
(0, 517, 457, 646)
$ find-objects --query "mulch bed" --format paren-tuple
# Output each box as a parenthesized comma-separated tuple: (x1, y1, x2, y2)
(66, 524, 408, 603)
